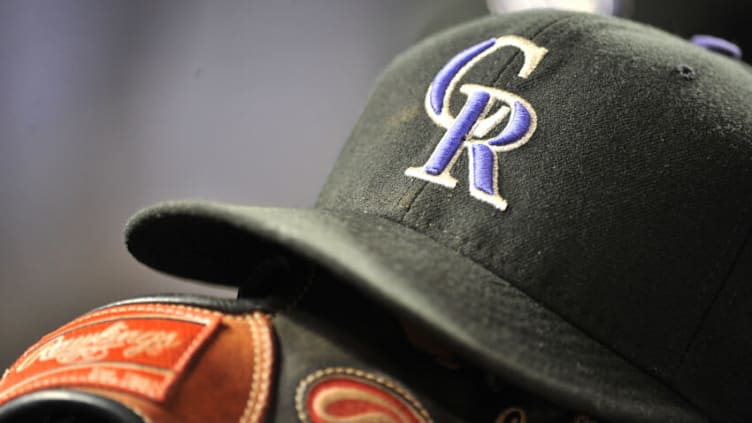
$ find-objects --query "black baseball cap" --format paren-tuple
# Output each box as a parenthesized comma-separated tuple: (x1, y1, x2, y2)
(125, 10, 752, 422)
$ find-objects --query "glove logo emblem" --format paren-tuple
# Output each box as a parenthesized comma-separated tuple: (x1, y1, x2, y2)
(405, 35, 548, 211)
(14, 321, 181, 372)
(0, 304, 221, 405)
(296, 367, 433, 423)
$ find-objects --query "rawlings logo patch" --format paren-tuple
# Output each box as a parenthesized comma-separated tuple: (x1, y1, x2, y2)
(405, 35, 547, 210)
(0, 304, 221, 405)
(296, 367, 432, 423)
(14, 321, 182, 372)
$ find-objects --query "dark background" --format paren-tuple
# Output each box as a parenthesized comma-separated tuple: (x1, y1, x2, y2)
(1, 0, 749, 369)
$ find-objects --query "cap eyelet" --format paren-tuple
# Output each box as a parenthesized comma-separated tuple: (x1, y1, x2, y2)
(674, 64, 697, 81)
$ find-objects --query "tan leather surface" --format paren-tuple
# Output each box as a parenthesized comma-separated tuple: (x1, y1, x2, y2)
(80, 310, 274, 423)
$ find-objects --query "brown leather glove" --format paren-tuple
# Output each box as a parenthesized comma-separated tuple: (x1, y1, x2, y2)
(0, 279, 601, 423)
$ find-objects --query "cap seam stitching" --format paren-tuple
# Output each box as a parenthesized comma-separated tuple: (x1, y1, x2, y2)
(675, 216, 752, 373)
(487, 14, 580, 87)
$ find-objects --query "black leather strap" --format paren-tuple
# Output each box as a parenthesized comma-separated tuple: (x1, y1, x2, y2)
(0, 389, 145, 423)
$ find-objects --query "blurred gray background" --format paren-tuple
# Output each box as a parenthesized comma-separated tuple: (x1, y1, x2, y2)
(0, 0, 491, 369)
(2, 0, 749, 369)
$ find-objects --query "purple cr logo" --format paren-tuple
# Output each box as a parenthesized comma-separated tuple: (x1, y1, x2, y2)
(405, 35, 548, 211)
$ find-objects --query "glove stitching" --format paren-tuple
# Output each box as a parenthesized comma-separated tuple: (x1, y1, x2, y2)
(239, 314, 260, 423)
(239, 313, 273, 423)
(294, 367, 433, 423)
(255, 313, 274, 422)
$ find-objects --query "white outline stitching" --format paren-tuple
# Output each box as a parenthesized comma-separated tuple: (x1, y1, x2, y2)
(295, 367, 433, 423)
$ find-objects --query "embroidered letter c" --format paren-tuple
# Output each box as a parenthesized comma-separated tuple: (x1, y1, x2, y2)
(405, 35, 547, 211)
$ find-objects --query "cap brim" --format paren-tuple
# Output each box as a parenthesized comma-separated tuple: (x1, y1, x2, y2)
(125, 200, 705, 422)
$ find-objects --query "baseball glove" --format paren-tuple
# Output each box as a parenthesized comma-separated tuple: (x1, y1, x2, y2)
(0, 269, 600, 422)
